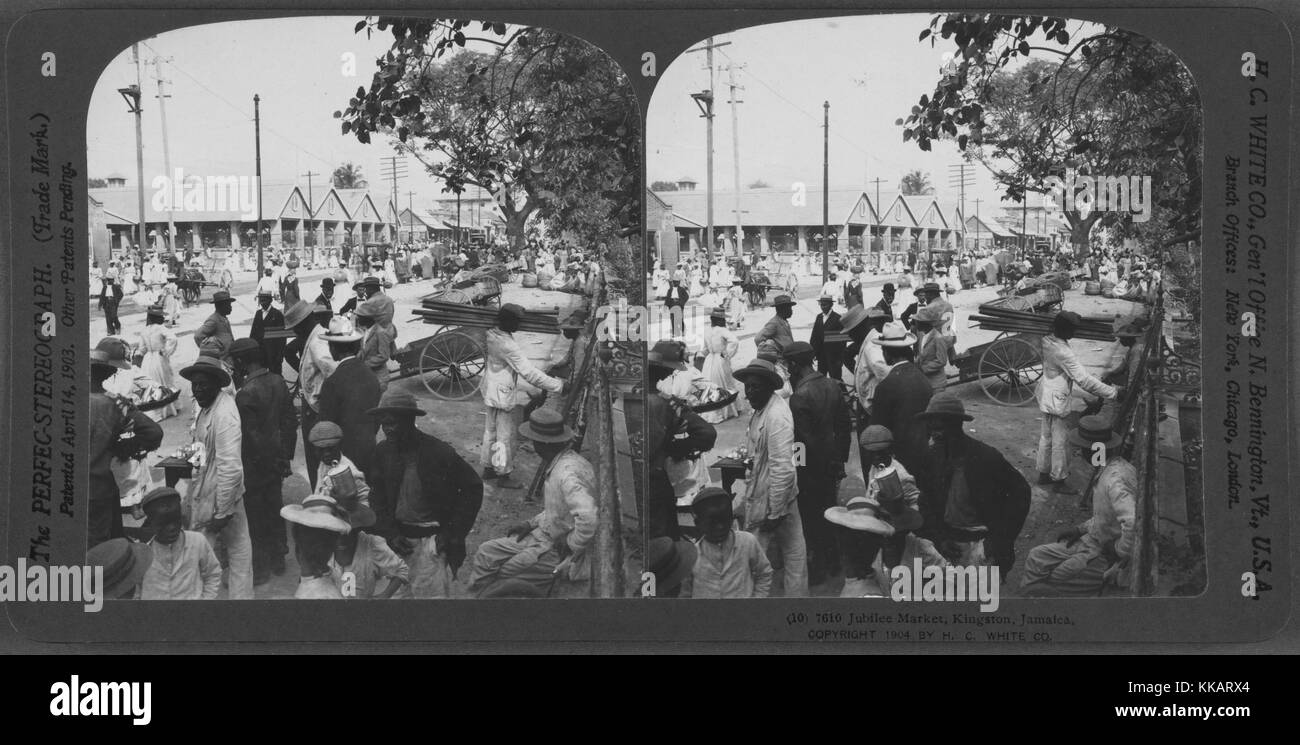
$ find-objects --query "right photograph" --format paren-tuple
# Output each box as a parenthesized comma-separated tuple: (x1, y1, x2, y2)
(643, 13, 1204, 600)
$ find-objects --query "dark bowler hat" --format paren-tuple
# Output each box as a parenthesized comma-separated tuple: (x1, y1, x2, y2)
(518, 408, 576, 443)
(367, 389, 427, 418)
(86, 538, 152, 599)
(256, 290, 274, 299)
(179, 353, 232, 387)
(915, 394, 974, 422)
(211, 290, 234, 304)
(772, 294, 796, 307)
(882, 283, 896, 293)
(92, 337, 131, 370)
(781, 340, 816, 363)
(1068, 414, 1123, 450)
(732, 358, 783, 389)
(646, 536, 698, 593)
(145, 303, 166, 319)
(320, 277, 335, 288)
(648, 339, 687, 371)
(919, 282, 943, 294)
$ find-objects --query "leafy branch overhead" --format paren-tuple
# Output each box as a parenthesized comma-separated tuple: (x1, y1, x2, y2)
(335, 18, 641, 247)
(897, 14, 1201, 251)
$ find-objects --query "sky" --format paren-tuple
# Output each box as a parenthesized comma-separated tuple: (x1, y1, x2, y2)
(86, 17, 499, 209)
(646, 14, 1099, 216)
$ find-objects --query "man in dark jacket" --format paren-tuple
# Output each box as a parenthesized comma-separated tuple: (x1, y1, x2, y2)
(368, 390, 483, 597)
(229, 338, 298, 584)
(809, 294, 844, 380)
(313, 277, 337, 316)
(868, 322, 933, 476)
(874, 283, 897, 322)
(914, 395, 1031, 580)
(663, 274, 690, 337)
(90, 344, 163, 548)
(317, 316, 382, 476)
(646, 353, 716, 541)
(249, 291, 287, 376)
(784, 341, 851, 585)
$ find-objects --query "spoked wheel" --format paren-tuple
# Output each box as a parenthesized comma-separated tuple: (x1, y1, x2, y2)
(418, 328, 486, 400)
(978, 335, 1042, 406)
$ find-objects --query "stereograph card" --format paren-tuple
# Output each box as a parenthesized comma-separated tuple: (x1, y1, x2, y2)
(0, 0, 1293, 649)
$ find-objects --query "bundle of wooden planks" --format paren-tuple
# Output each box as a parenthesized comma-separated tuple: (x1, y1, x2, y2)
(970, 303, 1116, 342)
(412, 298, 561, 333)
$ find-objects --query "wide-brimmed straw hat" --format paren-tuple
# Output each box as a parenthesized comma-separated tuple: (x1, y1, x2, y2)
(280, 495, 351, 534)
(912, 304, 945, 325)
(1067, 414, 1123, 450)
(367, 389, 426, 418)
(282, 300, 314, 329)
(518, 408, 575, 443)
(840, 306, 868, 333)
(321, 315, 363, 343)
(915, 394, 974, 422)
(871, 321, 917, 347)
(86, 538, 152, 599)
(733, 358, 783, 389)
(179, 353, 231, 387)
(825, 497, 895, 535)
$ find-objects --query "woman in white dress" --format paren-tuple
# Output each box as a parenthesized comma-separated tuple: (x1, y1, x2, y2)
(725, 278, 746, 329)
(652, 261, 669, 299)
(134, 305, 179, 421)
(688, 262, 705, 297)
(699, 308, 740, 423)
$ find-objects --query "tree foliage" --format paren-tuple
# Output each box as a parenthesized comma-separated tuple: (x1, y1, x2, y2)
(899, 170, 934, 195)
(332, 162, 368, 189)
(897, 14, 1201, 253)
(336, 18, 640, 248)
(650, 180, 679, 191)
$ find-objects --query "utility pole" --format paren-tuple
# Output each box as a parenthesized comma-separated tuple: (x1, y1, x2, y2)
(151, 55, 177, 256)
(253, 94, 264, 276)
(870, 177, 885, 260)
(685, 37, 730, 262)
(822, 101, 830, 284)
(380, 156, 408, 245)
(407, 190, 416, 242)
(974, 197, 983, 252)
(1022, 180, 1029, 253)
(118, 44, 147, 260)
(726, 62, 744, 258)
(948, 162, 975, 274)
(301, 170, 319, 260)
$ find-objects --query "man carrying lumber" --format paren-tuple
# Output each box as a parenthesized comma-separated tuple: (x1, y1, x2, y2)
(481, 303, 567, 489)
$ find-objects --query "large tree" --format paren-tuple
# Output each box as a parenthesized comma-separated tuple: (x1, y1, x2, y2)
(897, 15, 1201, 256)
(899, 170, 934, 195)
(337, 18, 640, 249)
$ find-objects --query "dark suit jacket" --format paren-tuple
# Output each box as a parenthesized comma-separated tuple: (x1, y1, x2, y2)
(317, 357, 382, 475)
(810, 311, 844, 380)
(789, 371, 851, 474)
(869, 361, 933, 475)
(915, 435, 1031, 572)
(370, 429, 483, 568)
(250, 306, 287, 376)
(234, 368, 298, 487)
(874, 296, 895, 322)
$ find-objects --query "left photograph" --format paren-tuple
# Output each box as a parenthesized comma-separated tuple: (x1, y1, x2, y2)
(85, 16, 643, 600)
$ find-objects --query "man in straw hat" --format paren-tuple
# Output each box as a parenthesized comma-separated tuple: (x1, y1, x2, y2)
(329, 489, 410, 599)
(179, 351, 255, 599)
(682, 487, 772, 599)
(229, 338, 298, 584)
(355, 297, 399, 391)
(469, 409, 597, 596)
(809, 293, 844, 381)
(826, 493, 923, 598)
(87, 537, 153, 601)
(732, 356, 807, 597)
(1035, 310, 1121, 495)
(368, 389, 483, 598)
(754, 294, 797, 356)
(481, 303, 566, 490)
(784, 341, 851, 586)
(281, 495, 353, 599)
(249, 290, 287, 375)
(318, 316, 382, 476)
(1020, 415, 1136, 596)
(285, 299, 338, 490)
(869, 320, 933, 475)
(193, 289, 236, 363)
(90, 340, 163, 548)
(913, 395, 1030, 579)
(912, 303, 954, 392)
(137, 487, 222, 600)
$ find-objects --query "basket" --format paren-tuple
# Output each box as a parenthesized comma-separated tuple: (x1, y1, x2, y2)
(521, 273, 539, 288)
(691, 389, 739, 413)
(1084, 281, 1102, 296)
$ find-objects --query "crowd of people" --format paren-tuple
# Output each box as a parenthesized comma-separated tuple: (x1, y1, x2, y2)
(88, 234, 622, 601)
(646, 246, 1148, 600)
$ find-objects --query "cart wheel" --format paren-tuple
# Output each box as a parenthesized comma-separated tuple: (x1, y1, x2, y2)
(418, 328, 486, 400)
(978, 336, 1042, 406)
